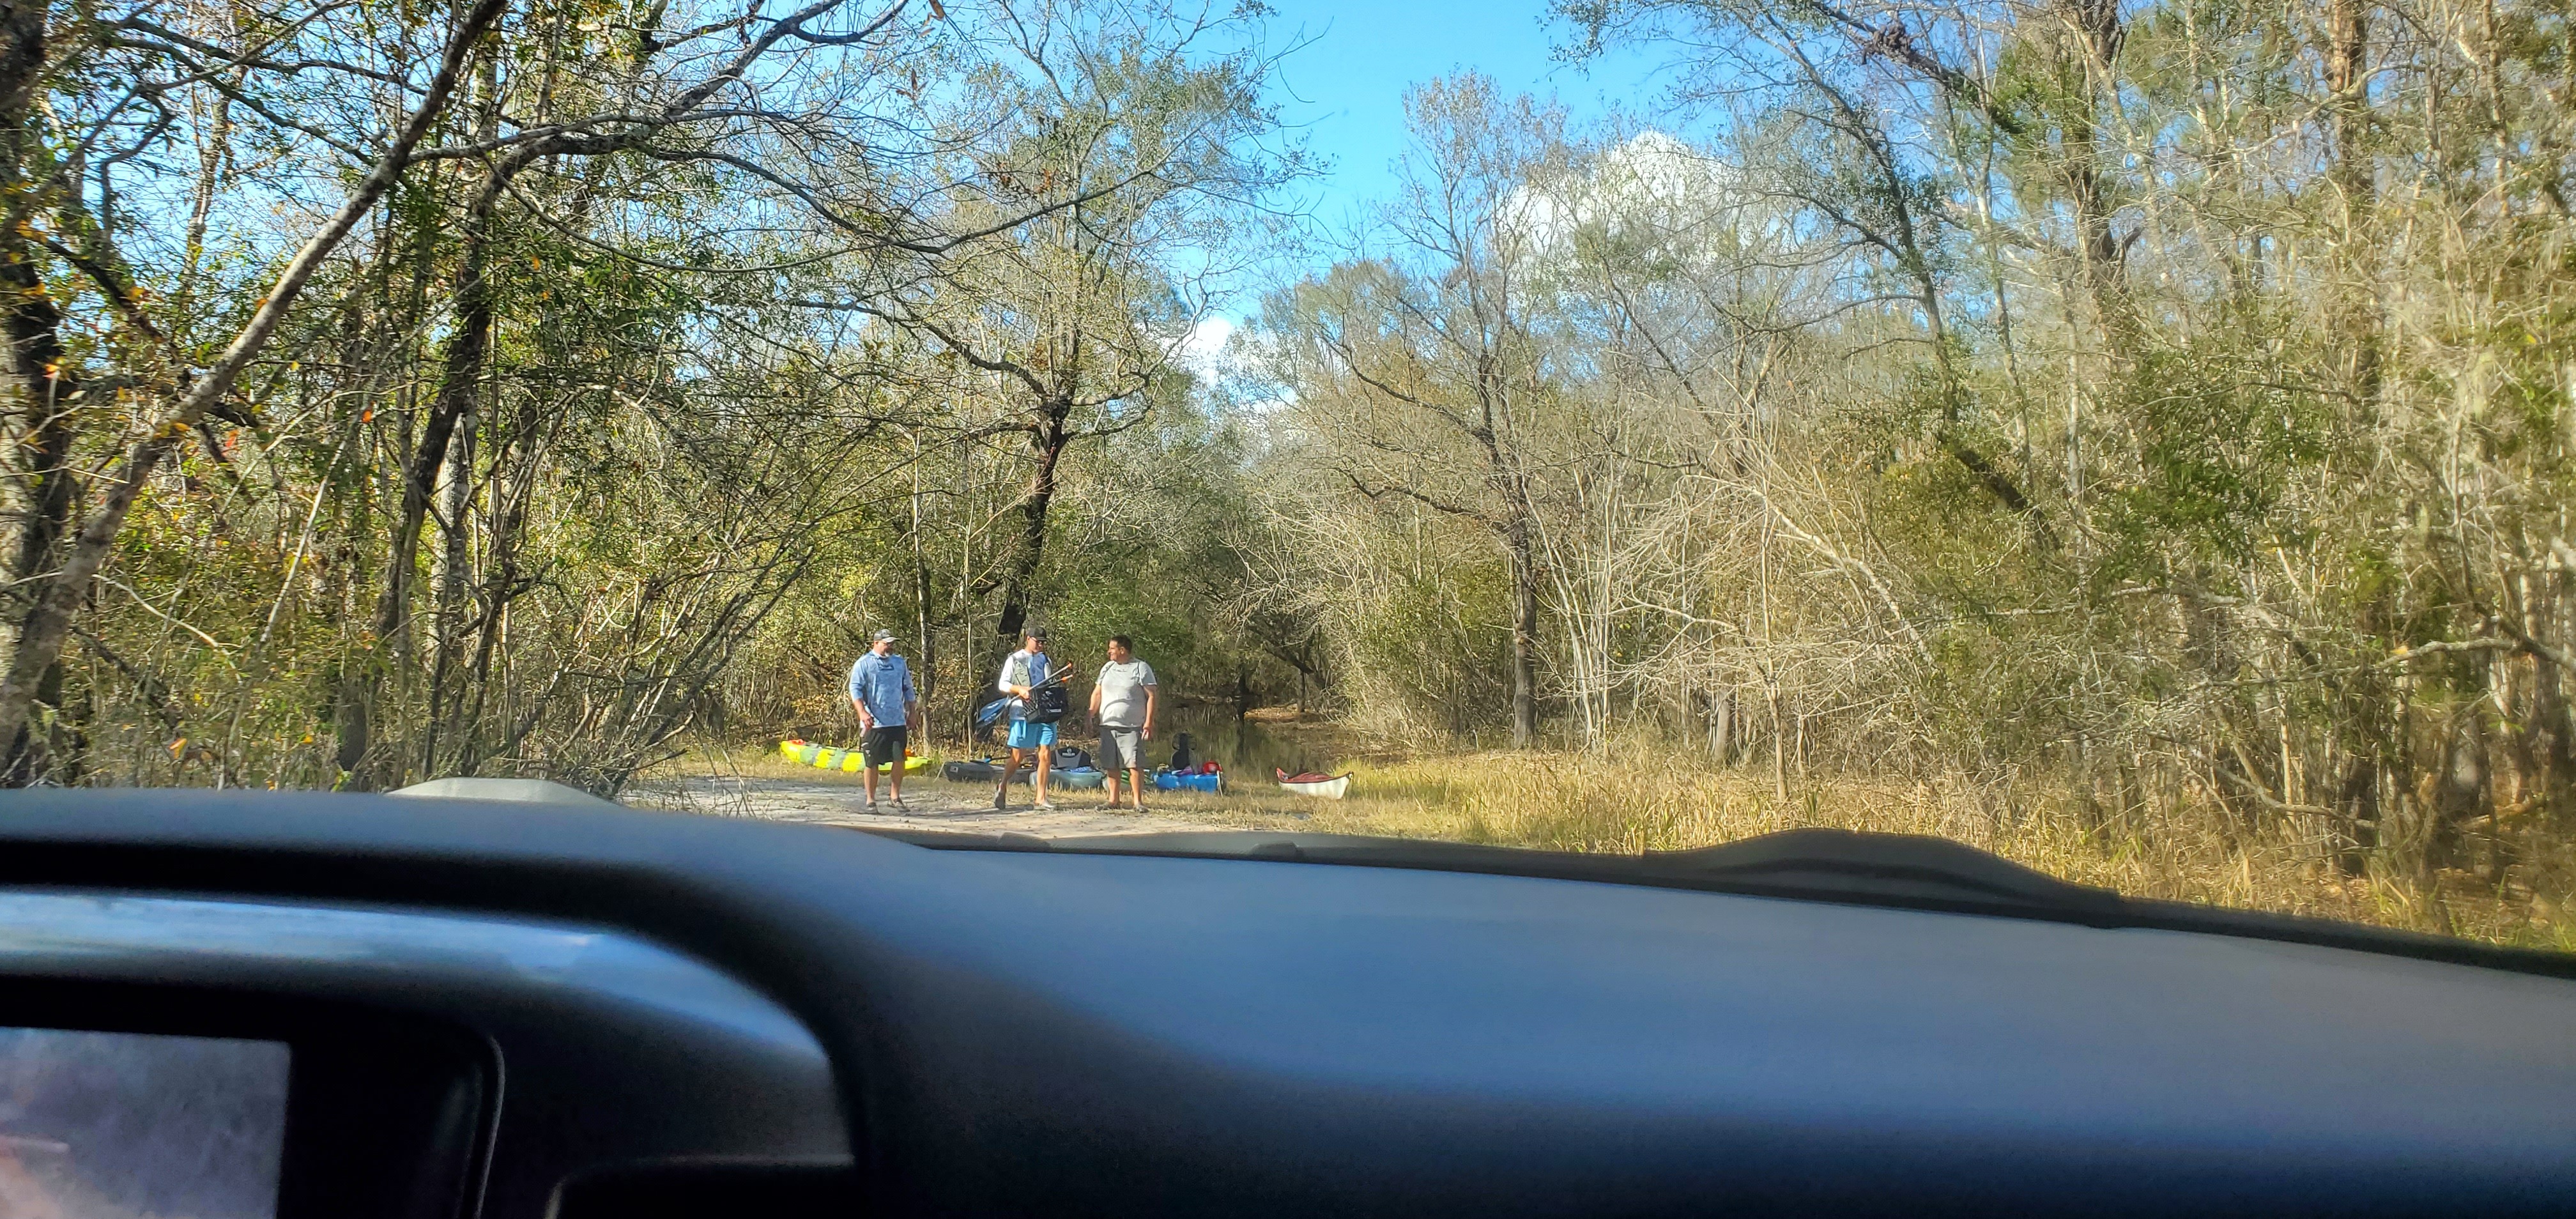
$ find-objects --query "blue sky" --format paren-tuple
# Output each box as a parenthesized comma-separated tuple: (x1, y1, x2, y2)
(1180, 0, 1673, 352)
(1259, 0, 1672, 232)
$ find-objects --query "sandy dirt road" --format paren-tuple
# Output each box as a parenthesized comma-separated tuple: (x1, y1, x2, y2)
(638, 772, 1216, 838)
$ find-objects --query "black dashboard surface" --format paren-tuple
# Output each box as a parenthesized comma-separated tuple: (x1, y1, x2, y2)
(2, 790, 2573, 1216)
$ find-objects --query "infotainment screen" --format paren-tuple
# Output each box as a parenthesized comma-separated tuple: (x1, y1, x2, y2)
(0, 1026, 290, 1219)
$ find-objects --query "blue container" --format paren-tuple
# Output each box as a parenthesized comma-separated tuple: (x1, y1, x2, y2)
(1152, 770, 1223, 793)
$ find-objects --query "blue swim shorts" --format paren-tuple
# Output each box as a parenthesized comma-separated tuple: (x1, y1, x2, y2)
(1006, 719, 1059, 750)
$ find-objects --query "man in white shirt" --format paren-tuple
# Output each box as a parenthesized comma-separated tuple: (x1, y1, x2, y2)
(992, 628, 1057, 809)
(1089, 635, 1158, 811)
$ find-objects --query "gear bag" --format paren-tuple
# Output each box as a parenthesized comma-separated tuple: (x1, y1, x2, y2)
(1004, 650, 1071, 724)
(1029, 677, 1070, 723)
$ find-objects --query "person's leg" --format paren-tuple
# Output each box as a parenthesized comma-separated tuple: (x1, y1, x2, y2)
(871, 730, 884, 802)
(999, 719, 1036, 806)
(887, 726, 907, 801)
(1121, 732, 1144, 808)
(863, 728, 894, 806)
(1100, 729, 1124, 807)
(1032, 722, 1058, 804)
(995, 743, 1021, 808)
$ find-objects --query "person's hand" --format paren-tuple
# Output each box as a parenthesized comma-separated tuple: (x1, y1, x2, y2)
(859, 712, 873, 732)
(1142, 724, 1153, 740)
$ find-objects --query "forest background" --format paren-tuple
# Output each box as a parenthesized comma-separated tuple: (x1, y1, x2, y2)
(4, 0, 2573, 940)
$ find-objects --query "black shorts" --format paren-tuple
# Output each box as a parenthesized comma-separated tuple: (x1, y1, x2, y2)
(862, 725, 908, 769)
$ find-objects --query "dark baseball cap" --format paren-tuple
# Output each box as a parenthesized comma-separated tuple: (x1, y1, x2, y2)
(1025, 627, 1049, 641)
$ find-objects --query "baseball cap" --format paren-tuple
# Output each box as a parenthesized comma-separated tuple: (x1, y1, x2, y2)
(871, 629, 898, 643)
(1026, 627, 1049, 641)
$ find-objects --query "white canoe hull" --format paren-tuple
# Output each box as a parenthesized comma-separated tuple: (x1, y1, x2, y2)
(1276, 773, 1352, 799)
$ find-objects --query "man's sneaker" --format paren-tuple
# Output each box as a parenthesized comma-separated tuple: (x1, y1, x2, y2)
(891, 795, 908, 809)
(866, 798, 878, 811)
(992, 786, 1008, 810)
(1034, 797, 1056, 810)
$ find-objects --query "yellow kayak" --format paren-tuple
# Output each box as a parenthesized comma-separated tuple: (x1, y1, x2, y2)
(778, 740, 932, 774)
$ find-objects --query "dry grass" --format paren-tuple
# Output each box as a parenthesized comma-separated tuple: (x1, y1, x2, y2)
(1100, 748, 2576, 953)
(651, 734, 2575, 953)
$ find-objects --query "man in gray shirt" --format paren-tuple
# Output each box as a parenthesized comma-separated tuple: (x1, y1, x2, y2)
(1089, 635, 1159, 811)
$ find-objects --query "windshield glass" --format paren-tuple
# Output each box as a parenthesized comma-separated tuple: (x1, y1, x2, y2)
(17, 0, 2569, 954)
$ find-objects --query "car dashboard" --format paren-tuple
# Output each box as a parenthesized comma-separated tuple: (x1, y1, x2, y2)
(0, 887, 848, 1216)
(0, 788, 2572, 1218)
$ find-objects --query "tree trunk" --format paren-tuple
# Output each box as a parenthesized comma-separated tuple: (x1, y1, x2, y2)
(2532, 631, 2576, 829)
(1767, 681, 1789, 803)
(376, 209, 499, 650)
(450, 392, 545, 777)
(422, 389, 480, 768)
(1708, 687, 1734, 763)
(2432, 710, 2487, 869)
(2325, 0, 2380, 403)
(0, 0, 73, 783)
(1507, 517, 1538, 748)
(420, 54, 507, 778)
(2336, 751, 2380, 874)
(994, 407, 1070, 645)
(0, 268, 75, 785)
(355, 157, 526, 785)
(913, 546, 935, 720)
(1, 277, 74, 586)
(2058, 0, 2134, 346)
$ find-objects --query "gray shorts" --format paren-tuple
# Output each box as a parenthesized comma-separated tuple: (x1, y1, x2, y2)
(1099, 727, 1144, 772)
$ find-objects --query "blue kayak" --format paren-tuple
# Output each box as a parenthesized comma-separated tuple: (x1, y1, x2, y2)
(943, 760, 1105, 788)
(1153, 769, 1223, 793)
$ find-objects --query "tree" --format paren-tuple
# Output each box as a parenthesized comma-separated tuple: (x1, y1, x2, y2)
(1262, 75, 1574, 747)
(0, 0, 512, 779)
(0, 0, 1298, 790)
(822, 0, 1300, 650)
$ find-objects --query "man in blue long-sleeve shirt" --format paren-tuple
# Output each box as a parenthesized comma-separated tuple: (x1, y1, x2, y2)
(848, 629, 919, 809)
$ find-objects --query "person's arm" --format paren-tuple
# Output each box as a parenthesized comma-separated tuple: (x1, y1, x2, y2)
(1089, 668, 1103, 717)
(997, 655, 1023, 699)
(850, 662, 872, 730)
(1142, 672, 1158, 740)
(901, 665, 917, 728)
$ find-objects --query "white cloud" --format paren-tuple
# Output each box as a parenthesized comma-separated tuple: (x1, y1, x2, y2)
(1499, 131, 1765, 275)
(1178, 314, 1236, 379)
